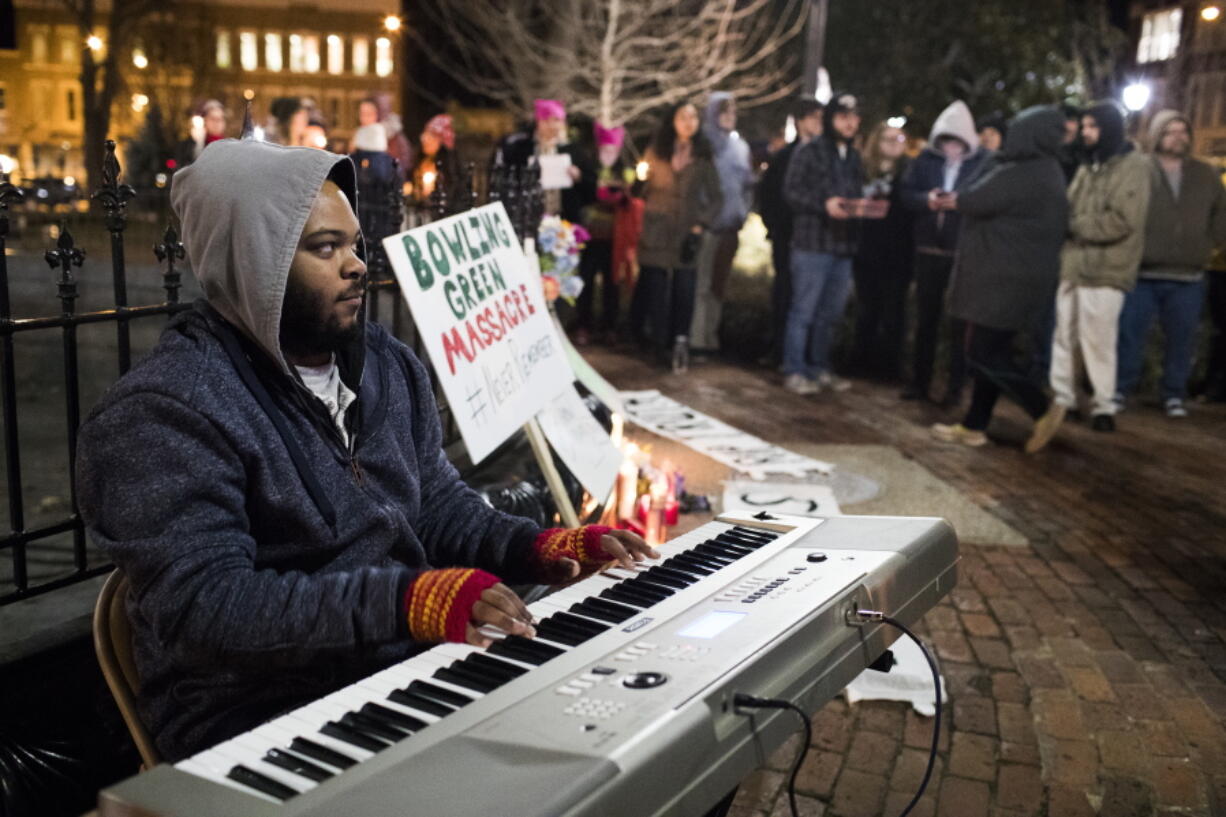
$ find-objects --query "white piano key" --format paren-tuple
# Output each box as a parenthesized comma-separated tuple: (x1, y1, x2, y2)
(434, 643, 482, 662)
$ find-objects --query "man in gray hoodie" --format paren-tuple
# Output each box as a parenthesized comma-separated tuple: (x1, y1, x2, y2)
(75, 139, 651, 762)
(1116, 109, 1226, 417)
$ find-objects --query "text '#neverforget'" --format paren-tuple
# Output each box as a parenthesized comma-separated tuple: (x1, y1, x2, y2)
(402, 210, 537, 375)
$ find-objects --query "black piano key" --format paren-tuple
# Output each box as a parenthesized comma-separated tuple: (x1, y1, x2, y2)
(503, 634, 565, 657)
(407, 680, 473, 708)
(320, 720, 388, 753)
(389, 688, 455, 718)
(695, 544, 742, 562)
(552, 611, 610, 635)
(487, 628, 563, 662)
(682, 548, 734, 566)
(341, 711, 408, 742)
(263, 748, 334, 783)
(667, 554, 719, 573)
(464, 652, 529, 680)
(599, 586, 655, 608)
(227, 764, 298, 801)
(717, 533, 767, 550)
(709, 539, 755, 556)
(731, 526, 777, 541)
(434, 664, 503, 694)
(621, 577, 674, 598)
(647, 566, 700, 586)
(361, 702, 428, 732)
(533, 619, 589, 646)
(571, 598, 637, 624)
(289, 737, 357, 770)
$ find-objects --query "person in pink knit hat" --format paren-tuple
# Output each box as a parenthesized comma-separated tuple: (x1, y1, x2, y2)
(493, 99, 595, 225)
(410, 113, 459, 204)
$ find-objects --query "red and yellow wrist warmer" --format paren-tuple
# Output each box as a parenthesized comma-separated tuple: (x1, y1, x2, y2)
(403, 568, 501, 643)
(533, 525, 615, 575)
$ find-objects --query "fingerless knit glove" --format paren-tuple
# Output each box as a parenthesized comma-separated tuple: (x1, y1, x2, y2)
(532, 525, 615, 580)
(403, 568, 502, 643)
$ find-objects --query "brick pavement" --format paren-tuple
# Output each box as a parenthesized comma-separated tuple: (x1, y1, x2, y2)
(585, 347, 1226, 817)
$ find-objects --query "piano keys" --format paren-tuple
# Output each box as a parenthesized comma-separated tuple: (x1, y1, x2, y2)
(97, 512, 958, 817)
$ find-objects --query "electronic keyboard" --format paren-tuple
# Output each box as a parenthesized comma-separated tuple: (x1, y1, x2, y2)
(97, 511, 957, 817)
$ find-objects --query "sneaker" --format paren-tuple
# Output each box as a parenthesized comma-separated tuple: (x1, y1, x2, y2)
(1090, 413, 1115, 432)
(783, 374, 820, 395)
(1165, 398, 1188, 418)
(1024, 403, 1066, 454)
(1112, 393, 1126, 413)
(930, 423, 988, 447)
(671, 337, 689, 374)
(817, 371, 852, 392)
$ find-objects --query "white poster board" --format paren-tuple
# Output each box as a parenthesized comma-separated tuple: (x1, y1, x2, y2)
(536, 385, 621, 501)
(383, 203, 573, 463)
(721, 481, 841, 518)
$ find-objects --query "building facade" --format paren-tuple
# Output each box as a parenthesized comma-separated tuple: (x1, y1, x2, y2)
(0, 0, 401, 183)
(1128, 1, 1226, 161)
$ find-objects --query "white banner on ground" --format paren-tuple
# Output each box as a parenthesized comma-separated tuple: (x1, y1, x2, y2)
(620, 390, 833, 479)
(383, 203, 573, 464)
(721, 481, 841, 517)
(536, 385, 621, 502)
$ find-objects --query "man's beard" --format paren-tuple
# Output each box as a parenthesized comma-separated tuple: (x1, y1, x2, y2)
(279, 275, 365, 360)
(1158, 140, 1189, 158)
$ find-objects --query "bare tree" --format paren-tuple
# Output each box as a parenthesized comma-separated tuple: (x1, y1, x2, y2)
(56, 0, 164, 186)
(410, 0, 806, 127)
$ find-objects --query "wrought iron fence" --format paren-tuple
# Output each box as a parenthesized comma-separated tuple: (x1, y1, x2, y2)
(0, 138, 546, 606)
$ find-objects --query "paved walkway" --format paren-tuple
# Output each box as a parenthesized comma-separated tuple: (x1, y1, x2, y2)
(585, 346, 1226, 817)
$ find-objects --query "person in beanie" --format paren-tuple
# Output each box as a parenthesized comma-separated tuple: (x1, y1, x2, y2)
(1116, 109, 1226, 417)
(898, 100, 987, 404)
(757, 98, 824, 366)
(932, 106, 1070, 452)
(1050, 101, 1151, 433)
(780, 92, 865, 395)
(494, 99, 595, 225)
(74, 139, 653, 762)
(409, 113, 459, 205)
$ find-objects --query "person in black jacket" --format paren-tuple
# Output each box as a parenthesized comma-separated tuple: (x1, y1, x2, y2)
(757, 98, 824, 365)
(898, 100, 987, 404)
(933, 105, 1071, 453)
(493, 99, 596, 225)
(850, 120, 913, 381)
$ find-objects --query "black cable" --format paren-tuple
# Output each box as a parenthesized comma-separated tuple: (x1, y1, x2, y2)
(858, 611, 942, 817)
(732, 693, 811, 817)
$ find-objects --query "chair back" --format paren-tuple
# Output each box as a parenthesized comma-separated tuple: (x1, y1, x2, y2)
(93, 570, 160, 769)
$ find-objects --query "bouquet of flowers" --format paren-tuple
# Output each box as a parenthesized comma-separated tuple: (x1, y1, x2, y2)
(536, 215, 589, 304)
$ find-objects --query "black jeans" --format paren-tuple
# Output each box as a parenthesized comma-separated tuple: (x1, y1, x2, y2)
(911, 253, 966, 395)
(962, 323, 1051, 431)
(852, 252, 912, 379)
(632, 264, 697, 348)
(575, 239, 617, 332)
(1204, 271, 1226, 399)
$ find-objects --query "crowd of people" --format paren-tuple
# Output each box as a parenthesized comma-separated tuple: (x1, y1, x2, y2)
(177, 88, 1226, 453)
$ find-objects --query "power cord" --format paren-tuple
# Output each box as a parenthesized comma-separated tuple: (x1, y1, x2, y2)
(732, 694, 811, 817)
(852, 609, 942, 817)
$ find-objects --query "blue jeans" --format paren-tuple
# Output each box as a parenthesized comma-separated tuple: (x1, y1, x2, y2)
(1116, 277, 1206, 401)
(783, 249, 853, 378)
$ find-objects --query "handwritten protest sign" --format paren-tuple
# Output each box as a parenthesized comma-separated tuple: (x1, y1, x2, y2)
(383, 203, 573, 463)
(536, 385, 621, 501)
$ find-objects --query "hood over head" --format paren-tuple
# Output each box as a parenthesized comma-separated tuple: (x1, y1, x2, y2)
(1147, 109, 1192, 151)
(927, 100, 980, 153)
(1000, 105, 1065, 161)
(170, 138, 359, 375)
(1083, 99, 1129, 161)
(704, 91, 735, 151)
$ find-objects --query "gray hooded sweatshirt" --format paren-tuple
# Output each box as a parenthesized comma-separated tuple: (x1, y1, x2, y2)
(75, 139, 543, 761)
(703, 91, 753, 232)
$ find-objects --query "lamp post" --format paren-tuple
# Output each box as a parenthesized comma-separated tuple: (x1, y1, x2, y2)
(1122, 82, 1151, 112)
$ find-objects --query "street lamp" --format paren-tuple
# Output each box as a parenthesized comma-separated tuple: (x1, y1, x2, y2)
(86, 34, 103, 52)
(132, 49, 148, 69)
(1203, 5, 1221, 21)
(1122, 82, 1151, 112)
(383, 15, 401, 32)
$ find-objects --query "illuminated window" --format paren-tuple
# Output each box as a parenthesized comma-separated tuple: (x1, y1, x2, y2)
(375, 36, 392, 77)
(239, 31, 257, 71)
(1137, 8, 1183, 63)
(216, 30, 231, 69)
(327, 34, 343, 75)
(265, 33, 282, 72)
(30, 28, 49, 63)
(289, 34, 320, 72)
(352, 37, 368, 75)
(59, 31, 77, 63)
(303, 35, 320, 72)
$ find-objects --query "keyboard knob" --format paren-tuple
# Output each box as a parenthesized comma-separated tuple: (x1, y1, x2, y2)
(622, 671, 668, 690)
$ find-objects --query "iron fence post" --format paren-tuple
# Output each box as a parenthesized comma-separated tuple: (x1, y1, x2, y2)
(0, 174, 26, 589)
(45, 224, 87, 570)
(153, 225, 185, 308)
(92, 140, 137, 375)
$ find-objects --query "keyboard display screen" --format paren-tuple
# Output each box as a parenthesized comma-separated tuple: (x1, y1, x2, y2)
(677, 610, 747, 640)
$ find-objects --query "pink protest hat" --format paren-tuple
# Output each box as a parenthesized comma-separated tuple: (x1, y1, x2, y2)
(534, 99, 566, 122)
